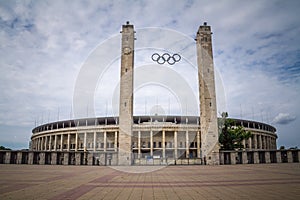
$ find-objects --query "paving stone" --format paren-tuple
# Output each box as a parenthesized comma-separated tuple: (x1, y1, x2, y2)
(0, 164, 299, 200)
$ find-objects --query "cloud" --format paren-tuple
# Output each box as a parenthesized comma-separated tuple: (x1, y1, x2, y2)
(272, 113, 296, 125)
(0, 0, 300, 149)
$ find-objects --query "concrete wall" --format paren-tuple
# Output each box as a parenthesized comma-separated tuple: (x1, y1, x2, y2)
(1, 150, 299, 166)
(219, 150, 300, 165)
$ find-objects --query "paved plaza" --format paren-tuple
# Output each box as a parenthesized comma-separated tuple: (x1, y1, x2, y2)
(0, 164, 299, 200)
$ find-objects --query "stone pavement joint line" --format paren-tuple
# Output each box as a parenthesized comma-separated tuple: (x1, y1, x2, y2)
(0, 164, 299, 200)
(49, 185, 96, 200)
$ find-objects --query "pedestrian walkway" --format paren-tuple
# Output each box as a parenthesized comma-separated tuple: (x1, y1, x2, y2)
(0, 163, 299, 199)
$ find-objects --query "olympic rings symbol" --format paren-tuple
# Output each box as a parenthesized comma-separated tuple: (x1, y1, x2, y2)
(151, 53, 181, 65)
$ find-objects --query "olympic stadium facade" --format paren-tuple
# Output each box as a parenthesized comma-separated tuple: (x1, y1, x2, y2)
(27, 22, 278, 166)
(2, 22, 300, 166)
(29, 115, 278, 165)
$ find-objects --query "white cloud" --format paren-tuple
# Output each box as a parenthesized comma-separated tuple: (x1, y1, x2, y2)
(0, 0, 300, 149)
(272, 113, 296, 125)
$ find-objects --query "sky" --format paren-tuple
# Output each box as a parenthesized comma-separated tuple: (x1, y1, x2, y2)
(0, 0, 299, 150)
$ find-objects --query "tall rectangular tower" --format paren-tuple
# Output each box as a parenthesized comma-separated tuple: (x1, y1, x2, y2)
(118, 21, 135, 165)
(196, 22, 220, 165)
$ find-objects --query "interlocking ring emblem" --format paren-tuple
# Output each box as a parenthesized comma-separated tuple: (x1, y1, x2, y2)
(151, 53, 181, 65)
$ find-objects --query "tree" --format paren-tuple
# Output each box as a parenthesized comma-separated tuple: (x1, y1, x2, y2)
(0, 145, 11, 150)
(219, 112, 252, 150)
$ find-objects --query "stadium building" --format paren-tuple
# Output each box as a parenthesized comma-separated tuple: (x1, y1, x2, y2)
(27, 22, 280, 166)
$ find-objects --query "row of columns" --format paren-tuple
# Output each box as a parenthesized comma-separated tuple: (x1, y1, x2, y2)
(243, 134, 277, 150)
(134, 130, 201, 159)
(32, 131, 277, 156)
(2, 150, 300, 165)
(32, 131, 118, 152)
(220, 150, 300, 165)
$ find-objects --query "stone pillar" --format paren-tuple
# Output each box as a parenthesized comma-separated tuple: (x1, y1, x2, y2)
(32, 140, 35, 151)
(84, 132, 87, 151)
(242, 151, 248, 164)
(45, 136, 48, 150)
(254, 152, 259, 164)
(75, 133, 78, 151)
(28, 152, 34, 165)
(4, 152, 11, 164)
(87, 153, 94, 165)
(174, 131, 178, 159)
(138, 131, 141, 159)
(219, 152, 224, 165)
(287, 151, 293, 163)
(103, 131, 107, 152)
(150, 130, 153, 157)
(270, 137, 273, 149)
(39, 152, 45, 165)
(36, 138, 39, 150)
(254, 134, 257, 150)
(162, 130, 165, 158)
(67, 133, 70, 151)
(35, 139, 37, 151)
(36, 139, 39, 150)
(230, 152, 237, 165)
(75, 152, 81, 165)
(242, 139, 246, 149)
(41, 137, 44, 150)
(51, 153, 57, 165)
(60, 134, 63, 151)
(63, 153, 69, 165)
(263, 136, 267, 150)
(115, 131, 118, 152)
(197, 131, 200, 158)
(41, 136, 46, 151)
(49, 135, 52, 151)
(118, 22, 135, 166)
(196, 22, 219, 165)
(258, 135, 262, 150)
(276, 151, 282, 163)
(185, 130, 189, 158)
(17, 152, 22, 164)
(249, 137, 252, 150)
(54, 135, 57, 151)
(94, 132, 97, 152)
(265, 151, 271, 163)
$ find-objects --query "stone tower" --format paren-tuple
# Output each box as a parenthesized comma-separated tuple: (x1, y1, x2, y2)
(118, 21, 135, 165)
(196, 22, 220, 165)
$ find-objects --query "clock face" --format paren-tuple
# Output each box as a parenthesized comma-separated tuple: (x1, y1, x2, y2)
(123, 47, 131, 55)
